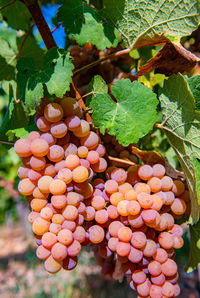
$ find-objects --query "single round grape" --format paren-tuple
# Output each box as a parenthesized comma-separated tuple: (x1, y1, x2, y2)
(50, 121, 68, 138)
(111, 168, 127, 185)
(17, 166, 29, 179)
(125, 189, 137, 201)
(170, 224, 183, 237)
(89, 225, 105, 243)
(108, 237, 119, 251)
(80, 131, 99, 149)
(47, 145, 64, 162)
(14, 138, 32, 157)
(172, 180, 185, 196)
(173, 283, 181, 297)
(67, 192, 81, 206)
(57, 229, 73, 246)
(38, 175, 53, 193)
(86, 150, 99, 164)
(62, 220, 76, 232)
(134, 182, 151, 194)
(65, 154, 80, 170)
(28, 211, 40, 224)
(60, 97, 82, 118)
(44, 102, 63, 123)
(141, 209, 158, 224)
(30, 156, 46, 171)
(137, 279, 151, 297)
(32, 187, 48, 199)
(95, 209, 108, 224)
(51, 195, 67, 209)
(117, 200, 129, 216)
(49, 223, 62, 234)
(67, 240, 81, 257)
(151, 273, 166, 286)
(57, 168, 72, 184)
(158, 232, 174, 249)
(73, 119, 90, 137)
(32, 217, 50, 235)
(162, 281, 174, 297)
(62, 205, 78, 220)
(128, 214, 144, 228)
(36, 116, 51, 132)
(151, 194, 164, 211)
(116, 241, 131, 256)
(171, 198, 186, 215)
(44, 255, 62, 273)
(18, 178, 35, 195)
(36, 245, 51, 260)
(54, 160, 66, 172)
(150, 284, 162, 298)
(91, 195, 105, 210)
(108, 221, 124, 237)
(105, 179, 118, 194)
(148, 260, 162, 276)
(40, 132, 56, 146)
(41, 232, 57, 249)
(52, 214, 65, 225)
(131, 231, 147, 249)
(137, 192, 153, 209)
(64, 143, 78, 157)
(147, 177, 161, 193)
(142, 239, 157, 257)
(94, 144, 106, 157)
(118, 227, 132, 242)
(31, 138, 49, 157)
(127, 201, 141, 215)
(28, 169, 42, 182)
(77, 202, 86, 214)
(31, 199, 48, 212)
(49, 179, 66, 195)
(40, 206, 53, 220)
(138, 165, 153, 180)
(161, 259, 177, 277)
(132, 270, 147, 284)
(173, 235, 184, 249)
(110, 192, 124, 206)
(28, 131, 41, 142)
(152, 164, 166, 178)
(72, 166, 89, 183)
(153, 248, 168, 264)
(73, 226, 86, 243)
(161, 176, 173, 191)
(107, 205, 119, 219)
(84, 206, 95, 221)
(77, 146, 88, 158)
(91, 157, 107, 173)
(51, 242, 68, 261)
(65, 115, 81, 131)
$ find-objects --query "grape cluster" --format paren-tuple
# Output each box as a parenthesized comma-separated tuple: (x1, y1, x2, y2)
(14, 97, 190, 297)
(89, 165, 190, 297)
(15, 97, 107, 273)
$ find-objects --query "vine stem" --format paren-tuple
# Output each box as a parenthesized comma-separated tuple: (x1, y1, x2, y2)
(8, 24, 34, 65)
(51, 23, 62, 33)
(0, 0, 16, 11)
(0, 141, 14, 145)
(23, 0, 56, 49)
(71, 81, 92, 123)
(73, 48, 131, 75)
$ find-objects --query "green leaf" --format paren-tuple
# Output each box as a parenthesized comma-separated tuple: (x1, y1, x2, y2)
(57, 0, 120, 50)
(0, 0, 31, 31)
(102, 0, 199, 48)
(17, 48, 74, 111)
(187, 75, 200, 111)
(159, 74, 200, 223)
(187, 221, 200, 272)
(90, 78, 158, 146)
(0, 98, 29, 137)
(0, 56, 15, 81)
(6, 120, 38, 141)
(86, 75, 108, 107)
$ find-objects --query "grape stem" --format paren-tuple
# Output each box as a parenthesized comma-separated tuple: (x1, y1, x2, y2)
(71, 81, 93, 124)
(108, 156, 136, 167)
(23, 0, 56, 50)
(0, 141, 14, 145)
(0, 0, 16, 11)
(73, 48, 131, 75)
(51, 23, 63, 33)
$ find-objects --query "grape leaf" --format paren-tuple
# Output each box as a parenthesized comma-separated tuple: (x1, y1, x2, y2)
(0, 38, 16, 80)
(86, 75, 108, 107)
(90, 79, 158, 146)
(0, 0, 31, 31)
(57, 0, 120, 50)
(102, 0, 199, 49)
(159, 73, 200, 223)
(17, 48, 74, 111)
(187, 75, 200, 111)
(6, 120, 38, 141)
(187, 219, 200, 272)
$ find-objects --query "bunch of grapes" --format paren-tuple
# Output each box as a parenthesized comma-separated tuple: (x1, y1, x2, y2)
(15, 97, 107, 273)
(14, 97, 190, 297)
(88, 164, 190, 297)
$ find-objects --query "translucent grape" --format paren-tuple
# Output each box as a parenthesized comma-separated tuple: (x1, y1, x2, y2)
(107, 205, 119, 219)
(138, 165, 153, 180)
(49, 179, 67, 195)
(148, 260, 162, 276)
(142, 239, 157, 257)
(50, 121, 68, 138)
(18, 178, 35, 195)
(60, 97, 82, 118)
(80, 131, 99, 149)
(77, 146, 88, 158)
(28, 131, 41, 142)
(36, 116, 51, 132)
(108, 237, 119, 251)
(64, 143, 78, 157)
(131, 232, 147, 249)
(73, 120, 90, 137)
(38, 175, 53, 193)
(31, 138, 49, 157)
(147, 177, 161, 193)
(40, 207, 53, 220)
(62, 205, 78, 220)
(137, 192, 153, 209)
(116, 241, 131, 256)
(132, 270, 147, 284)
(44, 102, 63, 123)
(137, 279, 151, 297)
(118, 227, 132, 242)
(162, 281, 174, 297)
(41, 232, 57, 249)
(152, 164, 166, 178)
(105, 179, 118, 194)
(110, 192, 124, 206)
(89, 225, 105, 243)
(86, 150, 99, 164)
(65, 154, 80, 170)
(117, 200, 129, 216)
(111, 168, 127, 185)
(127, 201, 141, 215)
(51, 242, 68, 261)
(17, 166, 29, 179)
(161, 176, 173, 191)
(73, 226, 86, 243)
(72, 166, 89, 183)
(91, 195, 105, 210)
(171, 198, 186, 215)
(47, 145, 64, 162)
(158, 232, 174, 249)
(65, 115, 81, 131)
(32, 217, 50, 235)
(161, 259, 177, 277)
(91, 157, 107, 173)
(153, 248, 168, 264)
(14, 139, 32, 157)
(95, 209, 108, 224)
(84, 206, 95, 221)
(67, 240, 81, 257)
(30, 156, 46, 171)
(58, 168, 72, 184)
(36, 245, 51, 260)
(51, 195, 67, 209)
